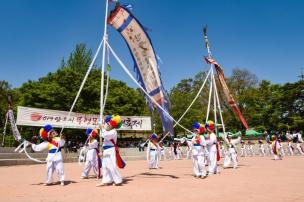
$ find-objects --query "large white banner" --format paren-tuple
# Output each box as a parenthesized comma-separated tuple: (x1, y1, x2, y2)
(16, 106, 151, 131)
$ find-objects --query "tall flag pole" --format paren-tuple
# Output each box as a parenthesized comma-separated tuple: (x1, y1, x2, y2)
(203, 26, 249, 130)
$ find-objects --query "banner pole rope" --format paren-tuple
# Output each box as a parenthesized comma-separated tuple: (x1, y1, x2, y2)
(205, 68, 213, 122)
(213, 72, 226, 134)
(158, 67, 212, 143)
(106, 41, 192, 134)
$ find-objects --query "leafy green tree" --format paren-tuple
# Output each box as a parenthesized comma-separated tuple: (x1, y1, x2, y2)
(0, 81, 11, 131)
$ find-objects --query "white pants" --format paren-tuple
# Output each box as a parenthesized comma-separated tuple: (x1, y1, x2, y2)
(267, 145, 273, 156)
(82, 159, 100, 177)
(172, 150, 178, 160)
(208, 151, 218, 174)
(248, 148, 255, 156)
(177, 150, 182, 159)
(220, 149, 225, 158)
(102, 147, 122, 184)
(240, 148, 246, 157)
(297, 144, 304, 155)
(168, 150, 173, 160)
(259, 148, 265, 157)
(273, 154, 282, 160)
(149, 150, 158, 168)
(288, 146, 294, 156)
(224, 149, 238, 169)
(186, 150, 192, 159)
(280, 148, 285, 156)
(46, 160, 64, 183)
(159, 150, 166, 160)
(192, 155, 206, 177)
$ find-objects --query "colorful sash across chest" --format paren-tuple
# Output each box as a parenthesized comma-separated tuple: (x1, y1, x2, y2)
(110, 139, 126, 169)
(193, 135, 201, 145)
(48, 137, 60, 153)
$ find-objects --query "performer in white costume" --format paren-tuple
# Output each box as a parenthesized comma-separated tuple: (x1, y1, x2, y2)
(223, 135, 241, 169)
(279, 139, 286, 157)
(218, 141, 224, 158)
(147, 133, 159, 169)
(240, 140, 246, 157)
(287, 138, 294, 156)
(81, 128, 101, 179)
(296, 142, 304, 155)
(272, 136, 282, 160)
(247, 140, 255, 157)
(295, 132, 304, 155)
(30, 124, 65, 186)
(186, 139, 192, 159)
(159, 142, 167, 161)
(97, 115, 125, 186)
(205, 120, 220, 175)
(266, 141, 273, 156)
(191, 122, 207, 178)
(177, 142, 183, 160)
(258, 139, 265, 157)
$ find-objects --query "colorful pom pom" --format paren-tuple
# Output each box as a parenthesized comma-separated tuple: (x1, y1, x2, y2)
(112, 115, 121, 124)
(39, 128, 48, 140)
(199, 126, 205, 134)
(91, 129, 98, 139)
(110, 120, 118, 128)
(192, 122, 205, 134)
(117, 121, 123, 129)
(105, 115, 122, 129)
(205, 120, 215, 131)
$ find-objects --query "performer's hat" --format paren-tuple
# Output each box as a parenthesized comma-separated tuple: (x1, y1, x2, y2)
(39, 124, 53, 140)
(105, 115, 123, 129)
(86, 128, 98, 139)
(192, 122, 205, 134)
(205, 120, 215, 131)
(192, 122, 200, 132)
(151, 133, 158, 140)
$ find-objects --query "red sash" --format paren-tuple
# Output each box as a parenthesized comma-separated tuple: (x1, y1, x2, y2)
(110, 139, 126, 169)
(216, 143, 221, 161)
(151, 141, 158, 148)
(95, 148, 101, 178)
(273, 141, 277, 155)
(48, 139, 59, 148)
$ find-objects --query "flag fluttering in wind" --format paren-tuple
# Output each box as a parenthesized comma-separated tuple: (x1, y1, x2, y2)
(107, 3, 174, 136)
(205, 56, 249, 129)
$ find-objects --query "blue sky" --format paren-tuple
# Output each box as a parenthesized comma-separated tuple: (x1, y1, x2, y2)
(0, 0, 303, 91)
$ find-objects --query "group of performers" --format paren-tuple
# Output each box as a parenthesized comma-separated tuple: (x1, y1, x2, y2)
(27, 115, 304, 185)
(28, 115, 125, 186)
(145, 122, 304, 178)
(238, 133, 304, 160)
(146, 120, 225, 178)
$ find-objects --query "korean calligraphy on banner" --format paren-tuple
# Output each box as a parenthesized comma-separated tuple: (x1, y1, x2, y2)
(16, 106, 151, 131)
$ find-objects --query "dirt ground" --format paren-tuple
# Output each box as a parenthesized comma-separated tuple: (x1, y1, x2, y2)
(1, 156, 304, 202)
